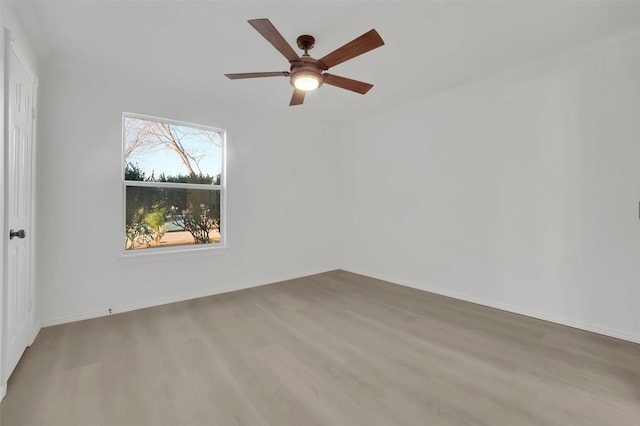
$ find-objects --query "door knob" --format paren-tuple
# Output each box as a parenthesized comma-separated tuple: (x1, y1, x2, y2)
(9, 229, 25, 239)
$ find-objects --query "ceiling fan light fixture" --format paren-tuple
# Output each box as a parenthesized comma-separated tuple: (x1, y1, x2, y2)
(293, 74, 321, 91)
(291, 67, 323, 91)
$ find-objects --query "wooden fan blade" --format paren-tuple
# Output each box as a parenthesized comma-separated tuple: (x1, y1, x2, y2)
(290, 88, 305, 106)
(318, 29, 384, 70)
(225, 71, 290, 79)
(323, 73, 373, 94)
(248, 18, 300, 63)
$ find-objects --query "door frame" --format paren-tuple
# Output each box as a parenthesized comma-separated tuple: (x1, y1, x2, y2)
(0, 20, 6, 403)
(1, 27, 39, 400)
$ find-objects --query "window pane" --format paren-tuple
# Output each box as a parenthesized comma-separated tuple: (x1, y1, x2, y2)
(124, 116, 222, 185)
(125, 186, 221, 250)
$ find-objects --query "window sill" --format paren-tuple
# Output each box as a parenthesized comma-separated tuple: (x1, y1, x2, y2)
(118, 245, 228, 264)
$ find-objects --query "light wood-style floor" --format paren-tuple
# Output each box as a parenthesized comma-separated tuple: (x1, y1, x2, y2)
(1, 270, 639, 425)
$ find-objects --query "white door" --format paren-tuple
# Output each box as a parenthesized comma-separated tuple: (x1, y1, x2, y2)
(4, 41, 35, 378)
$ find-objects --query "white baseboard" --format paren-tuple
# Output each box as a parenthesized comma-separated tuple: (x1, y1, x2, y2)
(341, 267, 640, 345)
(41, 266, 336, 327)
(0, 382, 6, 401)
(29, 323, 40, 346)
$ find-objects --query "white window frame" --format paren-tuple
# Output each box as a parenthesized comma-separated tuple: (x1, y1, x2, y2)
(121, 112, 226, 256)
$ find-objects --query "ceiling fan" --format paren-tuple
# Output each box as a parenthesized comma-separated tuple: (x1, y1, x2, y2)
(225, 18, 385, 106)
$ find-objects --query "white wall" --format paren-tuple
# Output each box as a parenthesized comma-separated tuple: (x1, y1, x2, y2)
(36, 61, 340, 325)
(338, 28, 640, 343)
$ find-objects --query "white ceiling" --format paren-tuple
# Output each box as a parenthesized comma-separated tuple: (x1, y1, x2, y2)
(11, 0, 640, 123)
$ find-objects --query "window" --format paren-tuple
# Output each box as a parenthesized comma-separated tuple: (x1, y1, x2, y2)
(123, 113, 225, 252)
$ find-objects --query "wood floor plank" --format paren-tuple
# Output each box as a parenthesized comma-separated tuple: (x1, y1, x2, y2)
(1, 270, 639, 425)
